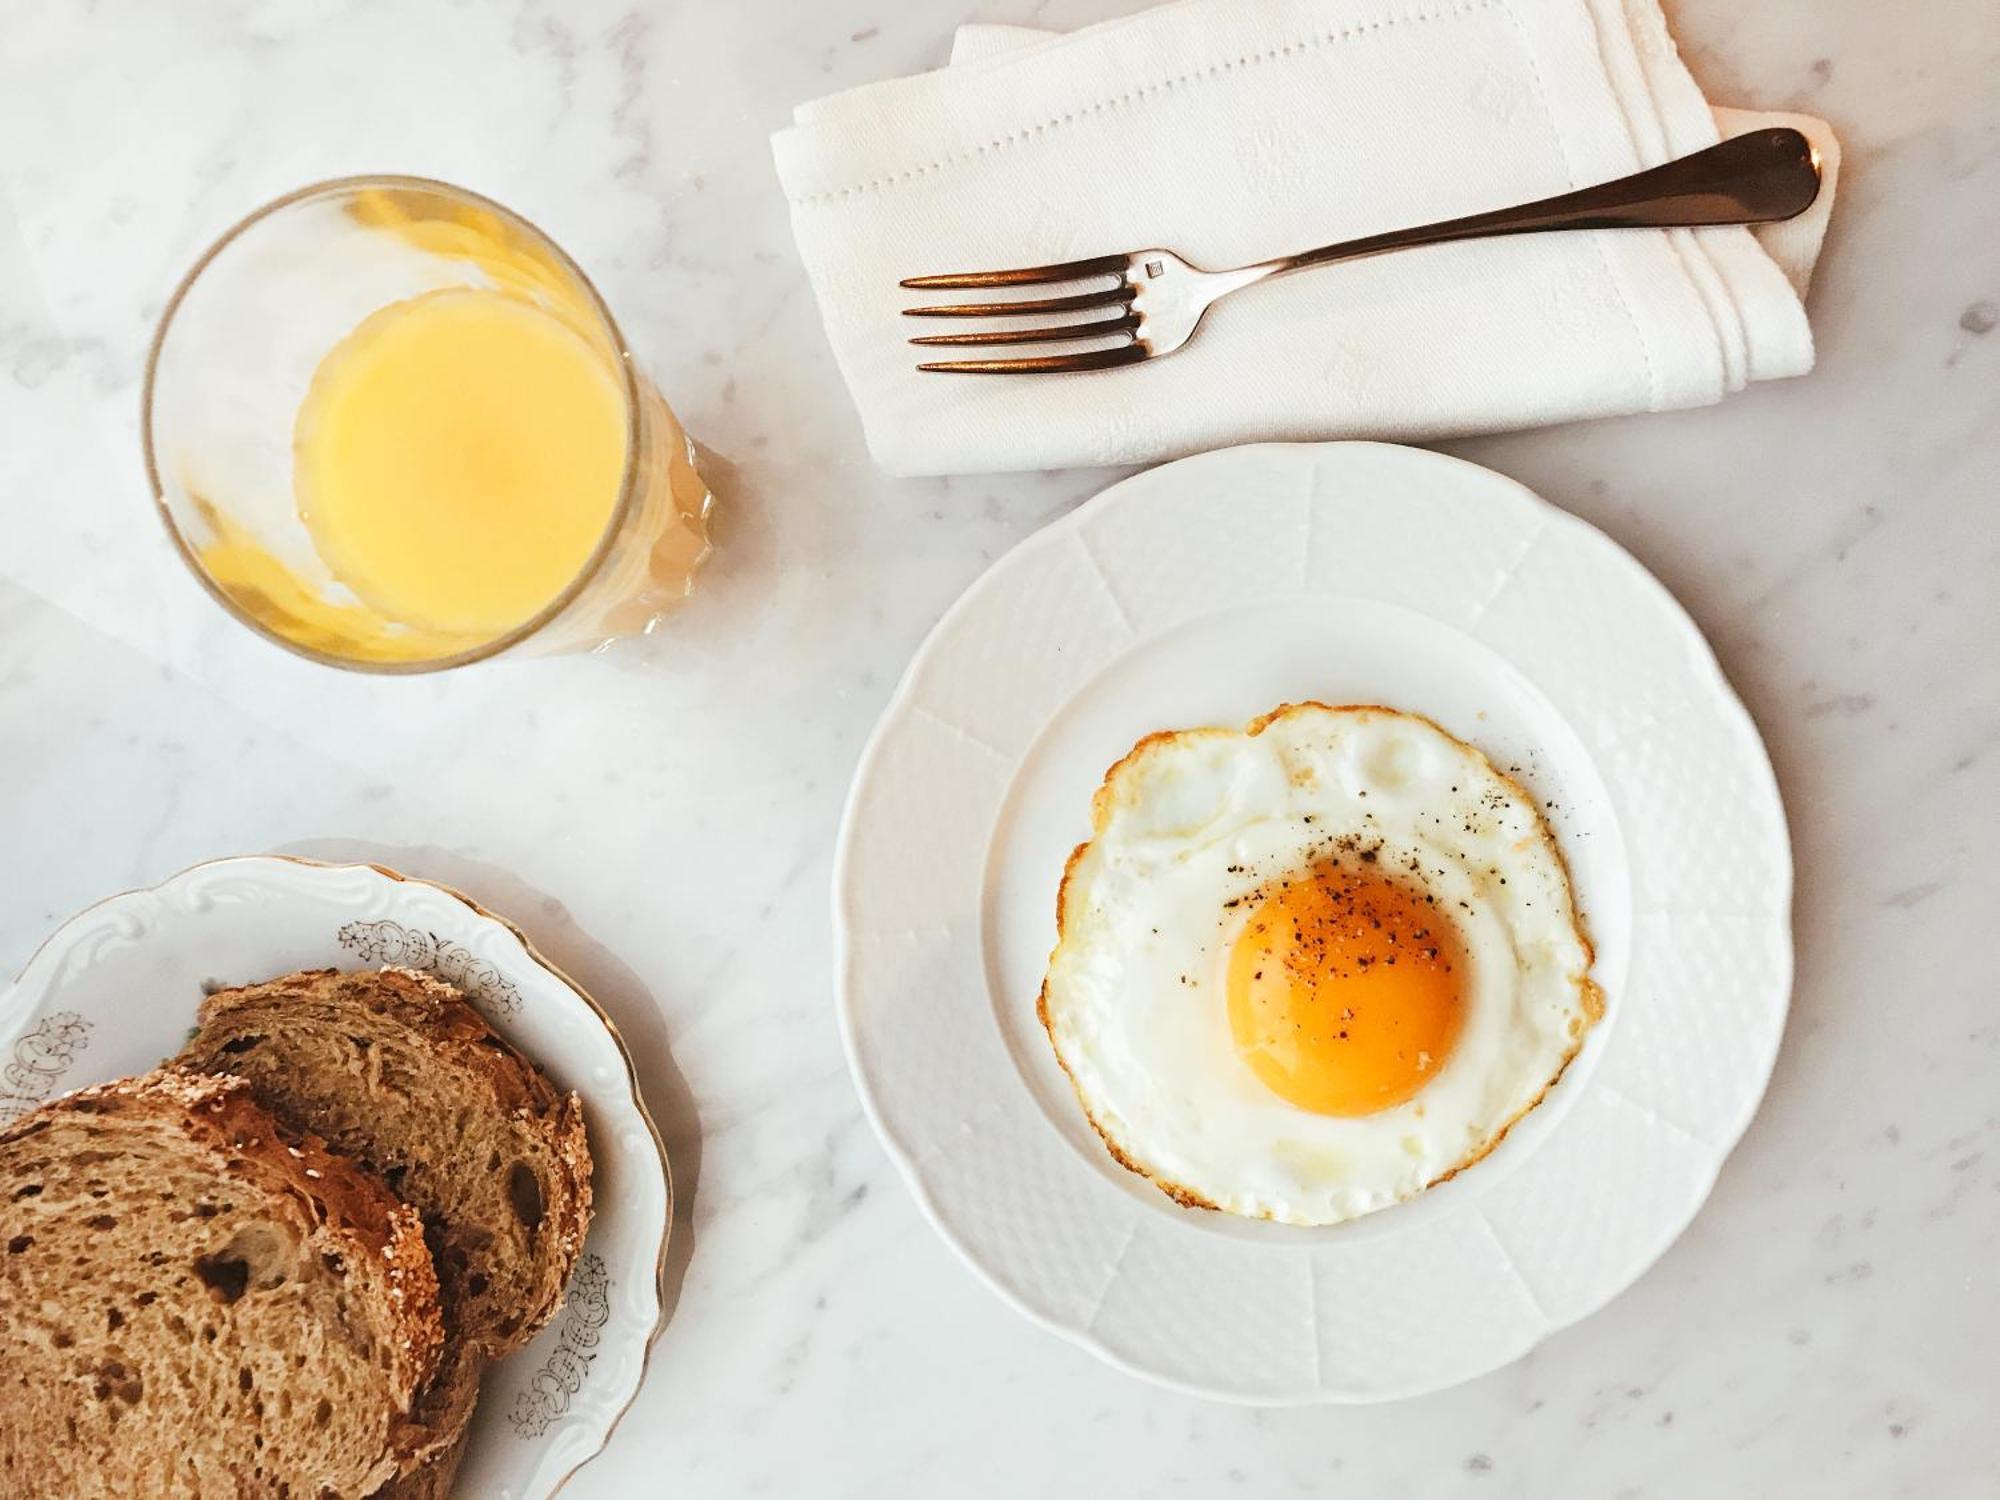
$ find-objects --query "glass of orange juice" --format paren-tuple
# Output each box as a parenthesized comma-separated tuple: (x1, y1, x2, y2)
(144, 176, 712, 671)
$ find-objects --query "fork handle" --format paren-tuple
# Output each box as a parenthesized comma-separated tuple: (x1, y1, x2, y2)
(1260, 127, 1821, 279)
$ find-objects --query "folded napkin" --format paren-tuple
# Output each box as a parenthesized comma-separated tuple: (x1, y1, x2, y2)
(772, 0, 1840, 477)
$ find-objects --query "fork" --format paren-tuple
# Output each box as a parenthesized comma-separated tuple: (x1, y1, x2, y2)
(902, 126, 1821, 374)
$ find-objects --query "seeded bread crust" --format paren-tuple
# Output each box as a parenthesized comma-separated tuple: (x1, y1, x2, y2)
(372, 1341, 481, 1500)
(376, 1431, 471, 1500)
(0, 1070, 444, 1499)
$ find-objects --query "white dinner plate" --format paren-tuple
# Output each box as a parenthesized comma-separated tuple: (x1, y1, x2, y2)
(834, 442, 1791, 1403)
(0, 855, 670, 1496)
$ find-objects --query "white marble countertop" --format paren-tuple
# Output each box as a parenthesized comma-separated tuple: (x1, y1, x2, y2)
(1, 2, 1994, 1495)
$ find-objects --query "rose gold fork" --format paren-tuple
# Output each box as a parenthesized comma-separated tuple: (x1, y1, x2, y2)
(903, 126, 1820, 374)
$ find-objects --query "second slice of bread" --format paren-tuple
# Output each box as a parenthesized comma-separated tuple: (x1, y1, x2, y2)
(179, 966, 594, 1497)
(179, 966, 592, 1356)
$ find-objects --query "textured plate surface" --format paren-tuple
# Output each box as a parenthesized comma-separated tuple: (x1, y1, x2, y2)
(0, 855, 670, 1497)
(834, 442, 1791, 1403)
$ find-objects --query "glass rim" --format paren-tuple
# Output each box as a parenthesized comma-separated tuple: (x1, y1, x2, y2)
(140, 172, 646, 675)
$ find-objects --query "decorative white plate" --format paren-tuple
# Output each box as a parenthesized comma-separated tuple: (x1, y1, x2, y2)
(0, 855, 670, 1496)
(834, 442, 1791, 1403)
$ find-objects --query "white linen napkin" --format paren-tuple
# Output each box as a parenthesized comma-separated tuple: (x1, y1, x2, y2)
(772, 0, 1840, 477)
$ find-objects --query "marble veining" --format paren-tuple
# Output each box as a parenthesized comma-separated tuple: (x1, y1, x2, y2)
(1, 1, 1996, 1495)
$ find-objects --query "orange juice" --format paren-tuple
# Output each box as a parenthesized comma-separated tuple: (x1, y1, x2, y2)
(293, 287, 628, 638)
(158, 178, 713, 669)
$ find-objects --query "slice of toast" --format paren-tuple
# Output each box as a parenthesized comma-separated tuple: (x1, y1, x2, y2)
(179, 966, 594, 1497)
(180, 966, 592, 1353)
(0, 1070, 443, 1499)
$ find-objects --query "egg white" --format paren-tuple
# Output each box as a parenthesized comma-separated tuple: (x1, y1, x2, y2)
(1039, 703, 1599, 1226)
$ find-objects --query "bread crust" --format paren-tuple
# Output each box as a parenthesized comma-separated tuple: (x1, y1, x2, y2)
(372, 1340, 482, 1500)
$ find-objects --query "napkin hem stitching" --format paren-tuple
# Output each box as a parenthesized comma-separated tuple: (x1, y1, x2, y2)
(1498, 0, 1660, 408)
(786, 0, 1502, 206)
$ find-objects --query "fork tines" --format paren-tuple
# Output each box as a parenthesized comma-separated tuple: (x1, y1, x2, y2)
(900, 252, 1131, 290)
(901, 251, 1143, 374)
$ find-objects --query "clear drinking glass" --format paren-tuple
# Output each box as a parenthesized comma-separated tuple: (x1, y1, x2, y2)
(143, 176, 712, 672)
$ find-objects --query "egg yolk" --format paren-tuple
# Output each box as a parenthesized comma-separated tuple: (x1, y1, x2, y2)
(1226, 861, 1467, 1116)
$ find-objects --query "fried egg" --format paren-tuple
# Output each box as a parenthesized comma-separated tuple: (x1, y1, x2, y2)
(1038, 703, 1600, 1226)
